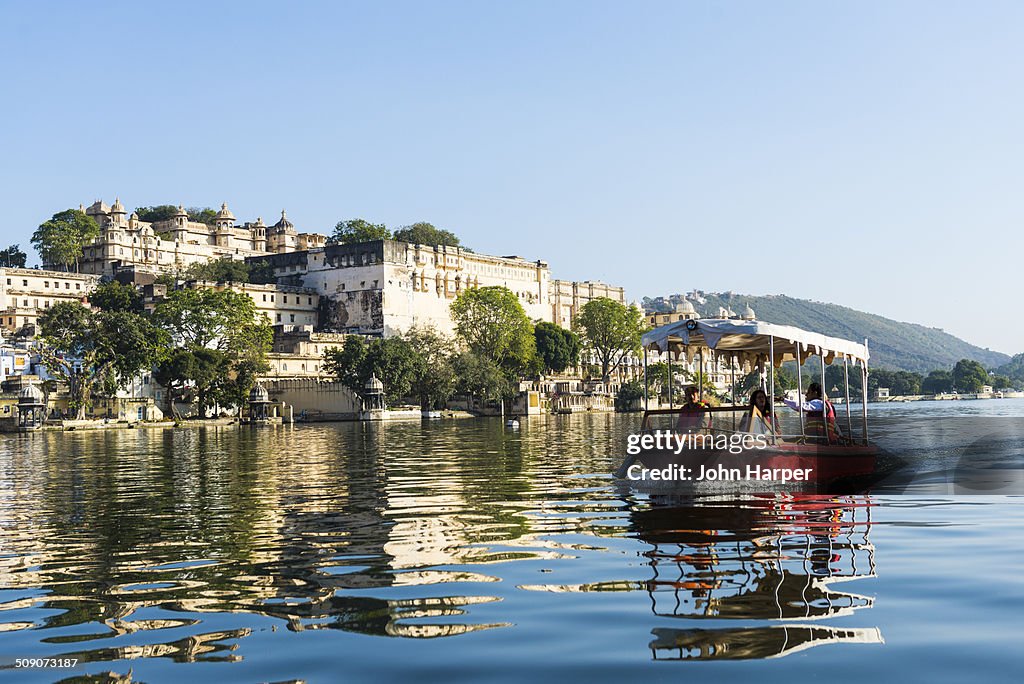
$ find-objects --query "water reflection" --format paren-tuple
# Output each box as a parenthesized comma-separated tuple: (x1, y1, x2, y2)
(632, 495, 883, 659)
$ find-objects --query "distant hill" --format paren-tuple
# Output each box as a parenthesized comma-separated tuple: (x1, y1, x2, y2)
(642, 292, 1010, 375)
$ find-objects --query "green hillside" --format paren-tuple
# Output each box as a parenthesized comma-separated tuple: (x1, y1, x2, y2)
(642, 292, 1010, 375)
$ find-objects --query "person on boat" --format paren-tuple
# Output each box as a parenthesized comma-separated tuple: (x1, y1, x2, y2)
(781, 382, 842, 442)
(677, 386, 711, 433)
(739, 389, 775, 435)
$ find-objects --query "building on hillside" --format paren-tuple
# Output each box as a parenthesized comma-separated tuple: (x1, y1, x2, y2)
(549, 279, 627, 329)
(0, 267, 99, 333)
(248, 240, 628, 337)
(71, 199, 327, 277)
(142, 280, 321, 329)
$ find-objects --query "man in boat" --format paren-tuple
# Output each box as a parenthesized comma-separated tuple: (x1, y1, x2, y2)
(677, 386, 712, 433)
(739, 389, 775, 436)
(781, 382, 842, 442)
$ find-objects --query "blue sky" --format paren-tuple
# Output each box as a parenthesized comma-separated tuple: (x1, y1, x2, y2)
(2, 1, 1021, 354)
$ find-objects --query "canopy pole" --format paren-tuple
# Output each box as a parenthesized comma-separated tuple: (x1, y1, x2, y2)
(768, 337, 776, 445)
(698, 348, 704, 401)
(667, 347, 674, 409)
(796, 343, 805, 439)
(731, 354, 737, 432)
(643, 347, 649, 412)
(843, 357, 853, 439)
(821, 349, 829, 444)
(861, 339, 869, 444)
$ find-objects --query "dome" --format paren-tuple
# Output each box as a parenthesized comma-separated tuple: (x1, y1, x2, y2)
(273, 209, 295, 232)
(365, 374, 384, 393)
(253, 216, 265, 227)
(111, 197, 126, 214)
(175, 204, 188, 218)
(248, 383, 269, 403)
(675, 299, 696, 314)
(215, 202, 235, 222)
(742, 305, 756, 320)
(18, 384, 44, 404)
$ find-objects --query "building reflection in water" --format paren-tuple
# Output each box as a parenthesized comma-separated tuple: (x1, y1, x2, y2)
(631, 494, 883, 660)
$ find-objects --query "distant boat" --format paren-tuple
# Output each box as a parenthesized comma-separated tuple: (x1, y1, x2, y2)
(505, 418, 520, 428)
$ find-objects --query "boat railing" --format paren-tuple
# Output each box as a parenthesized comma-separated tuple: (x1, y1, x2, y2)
(640, 406, 859, 446)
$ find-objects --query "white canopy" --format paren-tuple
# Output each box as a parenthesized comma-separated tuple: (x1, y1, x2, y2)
(641, 318, 869, 366)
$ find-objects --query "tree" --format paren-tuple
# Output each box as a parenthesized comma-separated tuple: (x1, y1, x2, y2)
(952, 359, 989, 393)
(0, 244, 27, 268)
(575, 298, 645, 382)
(134, 205, 180, 223)
(153, 287, 272, 416)
(324, 335, 420, 406)
(450, 286, 536, 374)
(248, 259, 277, 285)
(328, 219, 391, 245)
(991, 375, 1012, 390)
(615, 380, 645, 412)
(38, 302, 169, 419)
(922, 369, 954, 394)
(89, 280, 143, 313)
(32, 209, 100, 271)
(534, 322, 580, 374)
(393, 222, 461, 248)
(183, 258, 250, 283)
(452, 351, 513, 403)
(187, 207, 218, 226)
(402, 326, 457, 409)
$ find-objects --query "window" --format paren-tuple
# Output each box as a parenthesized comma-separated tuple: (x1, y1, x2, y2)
(76, 283, 81, 290)
(276, 314, 282, 322)
(262, 294, 267, 302)
(290, 314, 295, 323)
(22, 279, 27, 286)
(43, 282, 49, 288)
(65, 282, 70, 289)
(307, 297, 312, 305)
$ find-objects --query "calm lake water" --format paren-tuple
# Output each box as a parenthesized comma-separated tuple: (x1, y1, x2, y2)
(1, 400, 1023, 682)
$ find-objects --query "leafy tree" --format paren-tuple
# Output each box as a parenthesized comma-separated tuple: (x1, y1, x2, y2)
(922, 369, 954, 394)
(534, 322, 580, 374)
(32, 209, 100, 271)
(0, 244, 27, 268)
(324, 335, 420, 406)
(328, 219, 392, 245)
(89, 280, 143, 313)
(183, 258, 250, 283)
(134, 205, 180, 223)
(991, 375, 1012, 390)
(450, 286, 536, 374)
(994, 353, 1024, 388)
(393, 222, 461, 248)
(187, 207, 218, 226)
(248, 259, 278, 285)
(402, 326, 457, 409)
(452, 351, 513, 403)
(952, 358, 990, 392)
(38, 302, 169, 419)
(575, 298, 645, 382)
(614, 380, 645, 412)
(153, 287, 272, 416)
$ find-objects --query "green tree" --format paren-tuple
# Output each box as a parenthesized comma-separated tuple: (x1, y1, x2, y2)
(153, 287, 272, 416)
(248, 259, 278, 285)
(450, 286, 536, 374)
(324, 335, 420, 406)
(392, 222, 461, 248)
(134, 205, 180, 223)
(575, 298, 645, 382)
(328, 219, 392, 245)
(183, 258, 250, 283)
(534, 322, 580, 374)
(32, 209, 100, 271)
(38, 302, 169, 419)
(402, 326, 457, 410)
(952, 359, 989, 392)
(452, 351, 513, 403)
(89, 280, 143, 313)
(187, 207, 218, 226)
(614, 380, 645, 412)
(922, 369, 954, 394)
(991, 374, 1012, 390)
(0, 244, 27, 268)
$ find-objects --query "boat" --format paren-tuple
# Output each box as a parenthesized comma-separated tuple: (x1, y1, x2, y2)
(616, 318, 879, 491)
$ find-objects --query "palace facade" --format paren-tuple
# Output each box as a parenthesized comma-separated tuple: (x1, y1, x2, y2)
(70, 199, 327, 277)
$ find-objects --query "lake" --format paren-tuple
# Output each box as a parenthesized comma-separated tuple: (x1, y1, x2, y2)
(1, 400, 1022, 682)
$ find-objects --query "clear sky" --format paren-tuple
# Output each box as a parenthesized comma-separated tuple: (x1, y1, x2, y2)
(2, 1, 1021, 354)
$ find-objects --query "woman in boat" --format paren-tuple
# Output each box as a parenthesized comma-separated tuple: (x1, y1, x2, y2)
(739, 389, 775, 435)
(781, 382, 841, 442)
(676, 386, 711, 433)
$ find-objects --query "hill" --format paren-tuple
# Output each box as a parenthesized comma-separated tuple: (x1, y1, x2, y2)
(642, 292, 1010, 375)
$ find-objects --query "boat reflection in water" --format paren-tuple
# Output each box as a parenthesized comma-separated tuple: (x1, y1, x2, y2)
(632, 494, 883, 660)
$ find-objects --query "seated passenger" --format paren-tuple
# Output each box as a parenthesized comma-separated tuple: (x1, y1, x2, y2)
(781, 382, 842, 442)
(739, 389, 775, 435)
(677, 386, 711, 433)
